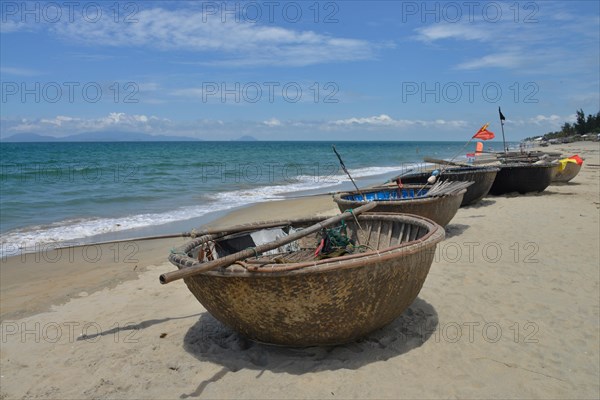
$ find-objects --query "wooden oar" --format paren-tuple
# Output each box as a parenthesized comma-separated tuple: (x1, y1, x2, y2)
(423, 157, 472, 168)
(160, 202, 377, 284)
(19, 220, 309, 255)
(332, 145, 366, 200)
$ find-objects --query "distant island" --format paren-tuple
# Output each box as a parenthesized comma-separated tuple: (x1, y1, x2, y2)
(234, 135, 258, 142)
(1, 132, 202, 142)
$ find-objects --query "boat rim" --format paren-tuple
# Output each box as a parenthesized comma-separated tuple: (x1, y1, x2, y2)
(168, 213, 445, 277)
(426, 166, 500, 174)
(497, 162, 558, 169)
(334, 188, 467, 204)
(391, 166, 500, 181)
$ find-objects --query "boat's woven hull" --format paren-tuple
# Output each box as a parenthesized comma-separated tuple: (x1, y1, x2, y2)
(333, 190, 464, 227)
(185, 250, 433, 346)
(397, 167, 499, 206)
(172, 214, 444, 346)
(489, 164, 555, 195)
(552, 162, 582, 183)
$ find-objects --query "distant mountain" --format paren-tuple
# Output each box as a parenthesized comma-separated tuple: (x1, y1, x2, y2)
(2, 132, 201, 142)
(1, 133, 59, 142)
(234, 135, 258, 141)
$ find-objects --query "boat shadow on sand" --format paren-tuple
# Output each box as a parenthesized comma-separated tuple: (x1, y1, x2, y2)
(443, 223, 470, 238)
(182, 298, 438, 375)
(489, 190, 575, 198)
(551, 181, 582, 186)
(465, 198, 496, 208)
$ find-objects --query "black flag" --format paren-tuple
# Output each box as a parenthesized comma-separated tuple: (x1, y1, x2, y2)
(499, 107, 506, 123)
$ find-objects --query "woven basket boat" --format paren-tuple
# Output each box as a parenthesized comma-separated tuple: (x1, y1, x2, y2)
(472, 150, 562, 165)
(168, 213, 444, 346)
(392, 167, 499, 206)
(488, 163, 555, 195)
(332, 186, 466, 227)
(552, 162, 582, 183)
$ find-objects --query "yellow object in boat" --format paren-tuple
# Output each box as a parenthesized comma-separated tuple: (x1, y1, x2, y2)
(557, 157, 579, 171)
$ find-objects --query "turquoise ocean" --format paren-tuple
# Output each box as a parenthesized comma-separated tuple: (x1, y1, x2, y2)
(0, 141, 511, 255)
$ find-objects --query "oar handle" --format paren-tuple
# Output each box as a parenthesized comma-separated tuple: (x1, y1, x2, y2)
(159, 202, 376, 284)
(423, 157, 471, 167)
(332, 145, 365, 199)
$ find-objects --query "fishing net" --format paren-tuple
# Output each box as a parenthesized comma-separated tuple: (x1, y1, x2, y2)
(315, 220, 363, 258)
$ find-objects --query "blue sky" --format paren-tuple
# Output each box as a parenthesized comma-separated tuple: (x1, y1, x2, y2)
(1, 0, 598, 140)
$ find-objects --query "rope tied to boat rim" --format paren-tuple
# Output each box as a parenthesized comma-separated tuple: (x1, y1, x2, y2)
(344, 207, 363, 231)
(245, 247, 259, 259)
(169, 247, 187, 256)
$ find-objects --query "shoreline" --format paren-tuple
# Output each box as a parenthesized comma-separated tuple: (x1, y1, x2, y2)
(0, 167, 405, 259)
(0, 140, 521, 257)
(1, 141, 598, 399)
(0, 194, 339, 322)
(1, 142, 596, 321)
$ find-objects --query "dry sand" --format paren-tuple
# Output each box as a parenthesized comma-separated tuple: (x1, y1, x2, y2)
(1, 142, 598, 399)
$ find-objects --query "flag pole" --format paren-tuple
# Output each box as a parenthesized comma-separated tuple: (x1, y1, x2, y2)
(499, 107, 507, 154)
(438, 123, 490, 167)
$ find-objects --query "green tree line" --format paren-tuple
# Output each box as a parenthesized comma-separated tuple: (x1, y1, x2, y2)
(541, 109, 600, 140)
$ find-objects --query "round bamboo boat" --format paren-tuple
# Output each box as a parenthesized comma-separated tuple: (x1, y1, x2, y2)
(393, 167, 499, 206)
(488, 163, 555, 195)
(332, 187, 466, 227)
(552, 162, 582, 183)
(168, 213, 444, 346)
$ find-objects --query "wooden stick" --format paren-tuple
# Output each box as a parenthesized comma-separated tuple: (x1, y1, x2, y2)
(189, 220, 303, 237)
(423, 157, 472, 168)
(17, 220, 312, 255)
(160, 202, 377, 284)
(332, 145, 366, 200)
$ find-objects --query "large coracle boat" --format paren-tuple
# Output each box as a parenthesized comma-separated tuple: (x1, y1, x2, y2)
(391, 166, 499, 206)
(163, 209, 445, 346)
(332, 182, 471, 227)
(488, 163, 556, 195)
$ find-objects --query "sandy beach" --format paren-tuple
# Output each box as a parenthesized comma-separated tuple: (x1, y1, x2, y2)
(1, 142, 598, 399)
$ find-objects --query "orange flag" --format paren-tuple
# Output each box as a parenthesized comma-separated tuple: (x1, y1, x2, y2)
(475, 142, 484, 154)
(569, 154, 584, 165)
(472, 123, 495, 141)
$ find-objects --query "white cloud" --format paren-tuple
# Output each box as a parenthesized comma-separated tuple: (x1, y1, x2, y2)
(170, 88, 205, 98)
(332, 114, 397, 126)
(2, 112, 581, 140)
(528, 114, 576, 129)
(0, 66, 43, 76)
(137, 82, 160, 92)
(0, 20, 29, 33)
(456, 52, 523, 70)
(48, 7, 375, 67)
(66, 53, 115, 62)
(412, 22, 533, 72)
(567, 92, 600, 104)
(263, 118, 282, 127)
(39, 115, 76, 126)
(505, 114, 576, 130)
(414, 24, 491, 42)
(3, 113, 170, 136)
(530, 114, 562, 125)
(1, 113, 471, 139)
(328, 114, 468, 130)
(411, 5, 599, 75)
